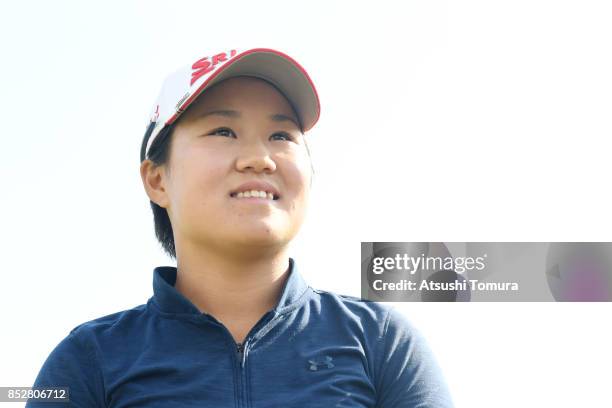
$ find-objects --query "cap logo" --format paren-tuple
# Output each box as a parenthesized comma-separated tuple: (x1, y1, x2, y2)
(150, 104, 159, 122)
(190, 49, 237, 86)
(175, 92, 190, 111)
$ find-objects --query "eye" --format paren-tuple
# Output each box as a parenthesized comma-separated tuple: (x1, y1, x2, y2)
(270, 132, 294, 142)
(209, 127, 236, 137)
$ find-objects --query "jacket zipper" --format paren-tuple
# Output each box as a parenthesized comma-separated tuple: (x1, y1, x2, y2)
(204, 311, 277, 408)
(236, 341, 246, 367)
(236, 340, 250, 407)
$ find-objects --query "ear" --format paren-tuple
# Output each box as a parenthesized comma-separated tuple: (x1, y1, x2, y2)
(140, 160, 170, 208)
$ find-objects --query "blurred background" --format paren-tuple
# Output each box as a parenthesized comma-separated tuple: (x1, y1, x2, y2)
(1, 0, 611, 406)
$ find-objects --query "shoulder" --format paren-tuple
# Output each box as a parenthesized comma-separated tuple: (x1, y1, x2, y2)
(307, 287, 428, 349)
(66, 302, 150, 349)
(28, 306, 150, 403)
(307, 287, 404, 336)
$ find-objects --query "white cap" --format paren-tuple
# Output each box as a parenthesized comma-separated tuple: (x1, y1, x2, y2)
(140, 48, 321, 162)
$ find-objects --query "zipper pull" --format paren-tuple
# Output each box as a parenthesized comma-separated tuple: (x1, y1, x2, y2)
(236, 342, 247, 368)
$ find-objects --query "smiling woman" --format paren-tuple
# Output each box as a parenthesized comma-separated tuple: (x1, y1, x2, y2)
(26, 48, 454, 408)
(143, 76, 314, 271)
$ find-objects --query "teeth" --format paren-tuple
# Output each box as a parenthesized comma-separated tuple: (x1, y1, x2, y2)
(234, 190, 276, 200)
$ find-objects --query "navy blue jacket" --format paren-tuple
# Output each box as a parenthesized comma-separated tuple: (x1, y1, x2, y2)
(27, 258, 454, 407)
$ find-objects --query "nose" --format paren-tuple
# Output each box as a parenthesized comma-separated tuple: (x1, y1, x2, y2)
(235, 142, 277, 173)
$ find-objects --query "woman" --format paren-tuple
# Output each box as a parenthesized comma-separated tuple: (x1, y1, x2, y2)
(28, 48, 454, 407)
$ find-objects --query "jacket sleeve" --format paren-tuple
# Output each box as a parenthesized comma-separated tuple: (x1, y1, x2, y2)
(25, 328, 105, 408)
(374, 307, 454, 408)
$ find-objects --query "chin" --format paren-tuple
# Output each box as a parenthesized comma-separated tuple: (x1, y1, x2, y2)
(230, 225, 296, 247)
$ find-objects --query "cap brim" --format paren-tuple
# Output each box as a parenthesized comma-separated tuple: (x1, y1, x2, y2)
(168, 48, 320, 132)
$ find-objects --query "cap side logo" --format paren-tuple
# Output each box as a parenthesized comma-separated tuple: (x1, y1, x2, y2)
(190, 49, 237, 86)
(175, 92, 190, 111)
(150, 104, 159, 122)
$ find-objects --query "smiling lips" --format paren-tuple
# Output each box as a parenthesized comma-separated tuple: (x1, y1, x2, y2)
(229, 181, 281, 201)
(232, 190, 277, 201)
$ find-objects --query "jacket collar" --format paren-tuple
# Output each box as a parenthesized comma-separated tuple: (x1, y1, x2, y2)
(151, 257, 310, 316)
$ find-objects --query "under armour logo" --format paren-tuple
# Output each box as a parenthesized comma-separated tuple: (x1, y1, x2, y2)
(307, 355, 334, 371)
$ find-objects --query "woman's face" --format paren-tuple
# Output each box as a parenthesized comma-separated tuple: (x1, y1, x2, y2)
(147, 76, 312, 256)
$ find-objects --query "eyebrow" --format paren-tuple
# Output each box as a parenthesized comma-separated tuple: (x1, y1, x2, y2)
(199, 109, 302, 130)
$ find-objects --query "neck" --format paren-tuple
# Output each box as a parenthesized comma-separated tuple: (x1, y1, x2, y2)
(173, 240, 291, 332)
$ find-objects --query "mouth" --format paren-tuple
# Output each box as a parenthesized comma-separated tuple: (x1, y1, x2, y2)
(229, 191, 280, 201)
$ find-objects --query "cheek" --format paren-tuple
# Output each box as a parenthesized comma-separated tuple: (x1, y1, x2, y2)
(278, 152, 311, 199)
(172, 151, 229, 210)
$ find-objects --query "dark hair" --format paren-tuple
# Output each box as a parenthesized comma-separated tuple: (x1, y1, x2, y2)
(143, 123, 177, 259)
(142, 122, 314, 260)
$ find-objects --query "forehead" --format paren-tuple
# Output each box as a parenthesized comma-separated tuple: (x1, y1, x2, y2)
(184, 76, 299, 118)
